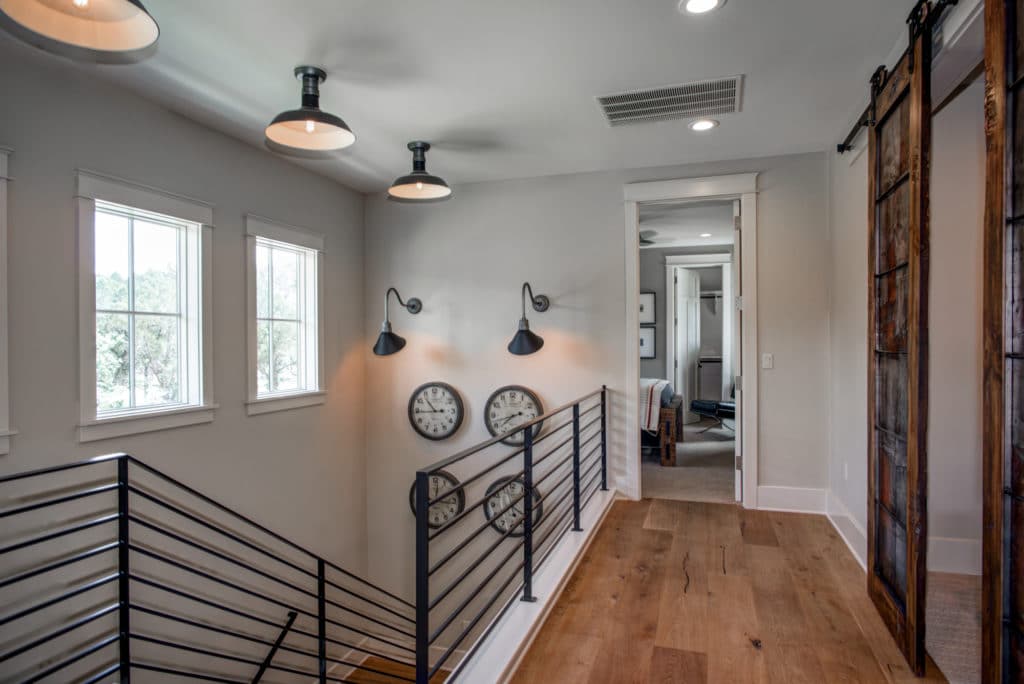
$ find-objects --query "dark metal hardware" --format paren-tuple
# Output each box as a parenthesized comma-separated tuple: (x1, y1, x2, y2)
(414, 386, 609, 683)
(0, 453, 418, 684)
(522, 426, 537, 603)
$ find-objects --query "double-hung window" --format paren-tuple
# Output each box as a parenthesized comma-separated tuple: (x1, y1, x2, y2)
(246, 216, 324, 414)
(78, 172, 214, 441)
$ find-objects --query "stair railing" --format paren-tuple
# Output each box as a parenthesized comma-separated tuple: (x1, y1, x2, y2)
(1, 453, 418, 683)
(413, 386, 608, 683)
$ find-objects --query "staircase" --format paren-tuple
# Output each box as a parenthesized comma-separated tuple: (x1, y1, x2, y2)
(0, 453, 421, 682)
(0, 387, 610, 683)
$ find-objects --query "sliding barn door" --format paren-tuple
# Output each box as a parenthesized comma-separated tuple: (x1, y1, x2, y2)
(866, 4, 938, 674)
(983, 1, 1024, 682)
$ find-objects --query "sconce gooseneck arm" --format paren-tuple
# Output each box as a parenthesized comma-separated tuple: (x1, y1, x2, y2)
(521, 282, 535, 320)
(384, 287, 405, 323)
(382, 287, 422, 331)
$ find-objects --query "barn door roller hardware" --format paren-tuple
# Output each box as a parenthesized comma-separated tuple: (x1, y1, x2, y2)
(837, 0, 957, 154)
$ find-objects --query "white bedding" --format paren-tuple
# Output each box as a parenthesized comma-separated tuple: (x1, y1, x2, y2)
(640, 378, 670, 433)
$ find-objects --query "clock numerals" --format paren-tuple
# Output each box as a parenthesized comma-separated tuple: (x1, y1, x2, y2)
(408, 382, 464, 440)
(484, 385, 545, 446)
(484, 476, 543, 537)
(409, 470, 465, 530)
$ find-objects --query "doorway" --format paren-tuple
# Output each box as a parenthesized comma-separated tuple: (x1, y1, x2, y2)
(623, 173, 758, 507)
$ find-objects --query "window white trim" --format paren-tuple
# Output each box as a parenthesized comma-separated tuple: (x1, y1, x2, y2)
(245, 214, 326, 416)
(77, 169, 214, 225)
(0, 147, 13, 454)
(77, 172, 216, 442)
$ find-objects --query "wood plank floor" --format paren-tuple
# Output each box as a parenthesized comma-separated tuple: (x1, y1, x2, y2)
(342, 656, 448, 683)
(511, 499, 947, 684)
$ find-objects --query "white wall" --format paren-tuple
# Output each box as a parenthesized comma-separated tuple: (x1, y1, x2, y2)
(825, 137, 870, 560)
(927, 79, 985, 574)
(363, 152, 831, 596)
(825, 79, 986, 574)
(0, 45, 369, 569)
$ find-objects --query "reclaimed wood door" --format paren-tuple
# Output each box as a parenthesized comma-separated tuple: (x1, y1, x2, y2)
(983, 1, 1024, 681)
(866, 4, 937, 674)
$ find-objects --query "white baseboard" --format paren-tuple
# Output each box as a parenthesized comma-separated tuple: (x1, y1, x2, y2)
(449, 488, 619, 684)
(824, 490, 982, 576)
(756, 485, 828, 514)
(928, 536, 982, 575)
(826, 491, 868, 571)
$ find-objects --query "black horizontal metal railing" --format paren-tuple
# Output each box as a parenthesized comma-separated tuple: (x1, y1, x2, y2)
(0, 453, 418, 683)
(414, 386, 608, 683)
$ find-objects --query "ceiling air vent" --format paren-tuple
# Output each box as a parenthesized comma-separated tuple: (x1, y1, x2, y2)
(596, 75, 743, 126)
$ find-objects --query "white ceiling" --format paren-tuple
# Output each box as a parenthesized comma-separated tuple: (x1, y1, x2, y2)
(1, 0, 916, 193)
(639, 200, 734, 248)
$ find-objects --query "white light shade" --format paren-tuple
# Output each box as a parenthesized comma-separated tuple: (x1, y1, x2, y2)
(689, 119, 719, 132)
(264, 118, 355, 152)
(681, 0, 725, 14)
(387, 180, 452, 201)
(0, 0, 159, 62)
(700, 233, 712, 237)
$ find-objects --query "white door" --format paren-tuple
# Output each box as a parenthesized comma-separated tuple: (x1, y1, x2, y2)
(732, 201, 743, 502)
(674, 268, 701, 423)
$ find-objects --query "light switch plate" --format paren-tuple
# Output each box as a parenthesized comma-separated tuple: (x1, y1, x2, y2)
(761, 353, 774, 369)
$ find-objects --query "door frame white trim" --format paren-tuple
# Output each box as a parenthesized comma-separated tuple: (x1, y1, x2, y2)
(623, 173, 759, 507)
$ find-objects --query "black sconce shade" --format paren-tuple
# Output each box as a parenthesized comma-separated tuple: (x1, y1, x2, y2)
(373, 288, 422, 356)
(373, 326, 407, 356)
(508, 282, 550, 356)
(265, 66, 355, 156)
(0, 0, 159, 63)
(388, 142, 452, 203)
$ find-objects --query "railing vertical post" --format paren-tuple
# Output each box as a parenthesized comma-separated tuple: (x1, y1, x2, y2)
(600, 385, 608, 491)
(415, 472, 431, 684)
(572, 403, 582, 532)
(117, 456, 130, 683)
(317, 559, 326, 684)
(522, 426, 537, 602)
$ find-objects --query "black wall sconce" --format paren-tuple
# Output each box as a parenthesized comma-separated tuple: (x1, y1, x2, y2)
(508, 282, 550, 356)
(373, 287, 423, 356)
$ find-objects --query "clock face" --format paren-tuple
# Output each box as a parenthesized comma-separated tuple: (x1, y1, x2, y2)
(483, 476, 543, 537)
(408, 382, 464, 440)
(484, 385, 544, 446)
(408, 470, 465, 529)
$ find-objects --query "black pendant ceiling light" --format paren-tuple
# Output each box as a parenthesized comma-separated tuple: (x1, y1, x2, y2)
(387, 141, 452, 203)
(265, 66, 355, 156)
(508, 282, 550, 356)
(0, 0, 159, 63)
(373, 287, 423, 356)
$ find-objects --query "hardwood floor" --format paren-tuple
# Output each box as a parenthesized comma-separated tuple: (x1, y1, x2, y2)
(341, 656, 448, 683)
(511, 499, 947, 684)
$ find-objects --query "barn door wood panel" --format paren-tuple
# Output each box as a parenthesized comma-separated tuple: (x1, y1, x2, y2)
(866, 3, 940, 674)
(983, 1, 1024, 682)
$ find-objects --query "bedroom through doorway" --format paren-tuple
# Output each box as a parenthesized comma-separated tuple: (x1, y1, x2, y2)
(637, 200, 740, 504)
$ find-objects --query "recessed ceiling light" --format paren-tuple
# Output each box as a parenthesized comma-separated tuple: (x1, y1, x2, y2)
(689, 119, 719, 132)
(680, 0, 726, 14)
(700, 233, 712, 238)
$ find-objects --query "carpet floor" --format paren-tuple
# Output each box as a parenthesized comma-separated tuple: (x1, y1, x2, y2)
(641, 418, 736, 503)
(926, 571, 981, 684)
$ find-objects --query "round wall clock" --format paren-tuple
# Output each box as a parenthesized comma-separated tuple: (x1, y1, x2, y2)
(483, 476, 543, 537)
(484, 385, 544, 446)
(408, 382, 464, 440)
(408, 470, 465, 529)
